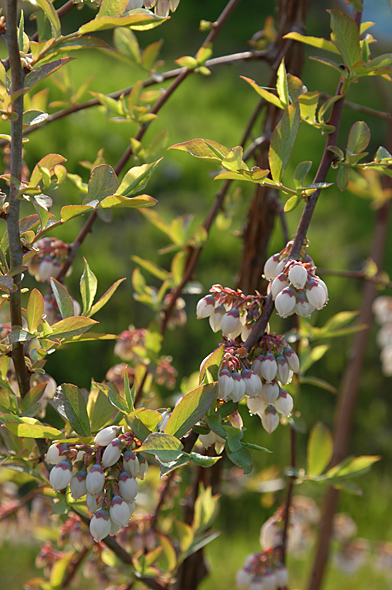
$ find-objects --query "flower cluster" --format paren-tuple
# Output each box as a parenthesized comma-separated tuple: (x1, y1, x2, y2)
(46, 426, 148, 542)
(197, 284, 264, 343)
(236, 552, 289, 590)
(373, 296, 392, 376)
(26, 238, 70, 283)
(264, 244, 328, 319)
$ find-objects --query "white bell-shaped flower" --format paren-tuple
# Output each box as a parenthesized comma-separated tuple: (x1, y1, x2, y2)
(94, 426, 120, 447)
(275, 287, 296, 318)
(90, 509, 111, 542)
(70, 470, 87, 500)
(102, 438, 122, 468)
(123, 450, 139, 478)
(86, 464, 105, 494)
(260, 353, 277, 383)
(275, 389, 294, 416)
(49, 461, 72, 491)
(260, 405, 279, 434)
(118, 472, 138, 502)
(110, 495, 131, 527)
(196, 295, 215, 319)
(288, 263, 308, 289)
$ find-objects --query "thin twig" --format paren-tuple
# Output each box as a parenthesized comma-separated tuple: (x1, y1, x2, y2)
(61, 546, 89, 588)
(0, 485, 43, 522)
(319, 93, 392, 122)
(317, 267, 392, 289)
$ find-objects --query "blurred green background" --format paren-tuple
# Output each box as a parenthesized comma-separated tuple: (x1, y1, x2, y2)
(1, 0, 392, 588)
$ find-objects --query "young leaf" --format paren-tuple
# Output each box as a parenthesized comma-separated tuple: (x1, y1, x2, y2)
(240, 76, 284, 109)
(48, 316, 98, 339)
(164, 383, 217, 438)
(53, 384, 91, 436)
(168, 138, 231, 160)
(137, 431, 184, 462)
(283, 31, 339, 54)
(2, 419, 63, 439)
(307, 422, 334, 477)
(78, 11, 167, 35)
(225, 444, 253, 474)
(276, 59, 289, 107)
(80, 258, 98, 316)
(347, 121, 370, 154)
(328, 10, 361, 68)
(84, 165, 119, 204)
(27, 288, 44, 333)
(199, 345, 224, 384)
(25, 58, 74, 90)
(88, 278, 125, 317)
(269, 101, 300, 182)
(50, 278, 74, 319)
(294, 161, 312, 188)
(325, 455, 380, 479)
(124, 370, 135, 412)
(34, 0, 61, 38)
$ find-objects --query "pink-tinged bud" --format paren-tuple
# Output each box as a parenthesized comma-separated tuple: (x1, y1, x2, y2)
(261, 405, 279, 434)
(218, 369, 234, 400)
(263, 253, 280, 280)
(209, 304, 225, 332)
(275, 257, 288, 276)
(70, 470, 87, 500)
(260, 380, 279, 404)
(295, 291, 315, 318)
(260, 353, 278, 382)
(284, 346, 300, 373)
(230, 371, 246, 402)
(302, 253, 314, 267)
(241, 369, 262, 397)
(275, 287, 296, 318)
(275, 564, 289, 588)
(229, 410, 243, 430)
(276, 355, 290, 384)
(118, 472, 138, 502)
(123, 450, 139, 478)
(49, 461, 72, 491)
(271, 273, 289, 299)
(94, 426, 120, 447)
(260, 516, 282, 550)
(110, 495, 131, 527)
(236, 568, 253, 588)
(86, 465, 105, 494)
(196, 295, 215, 319)
(38, 257, 54, 282)
(89, 509, 111, 542)
(306, 278, 328, 309)
(288, 263, 308, 289)
(45, 443, 68, 465)
(262, 569, 278, 590)
(155, 0, 170, 17)
(101, 438, 122, 468)
(137, 455, 148, 480)
(251, 354, 264, 377)
(220, 307, 242, 336)
(86, 492, 103, 513)
(275, 389, 293, 416)
(247, 394, 265, 414)
(127, 0, 143, 9)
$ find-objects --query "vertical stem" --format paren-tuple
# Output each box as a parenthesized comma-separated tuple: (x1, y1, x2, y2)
(6, 0, 30, 397)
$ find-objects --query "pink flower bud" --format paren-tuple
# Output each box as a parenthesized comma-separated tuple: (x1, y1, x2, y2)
(261, 406, 279, 434)
(196, 295, 215, 319)
(118, 472, 138, 502)
(110, 495, 131, 527)
(306, 277, 328, 309)
(86, 492, 103, 513)
(260, 352, 278, 383)
(260, 380, 279, 404)
(45, 443, 68, 465)
(70, 470, 87, 500)
(229, 410, 243, 430)
(262, 569, 278, 590)
(251, 354, 264, 377)
(241, 369, 262, 397)
(89, 509, 111, 542)
(155, 0, 170, 17)
(276, 355, 290, 384)
(263, 253, 280, 280)
(295, 291, 315, 318)
(86, 465, 105, 494)
(275, 388, 294, 416)
(275, 287, 296, 318)
(123, 450, 139, 478)
(209, 304, 225, 332)
(137, 455, 148, 480)
(247, 394, 265, 414)
(275, 257, 288, 276)
(230, 371, 246, 402)
(236, 568, 253, 588)
(218, 368, 234, 400)
(288, 263, 308, 289)
(94, 426, 120, 447)
(271, 273, 289, 299)
(260, 516, 281, 550)
(49, 461, 72, 491)
(284, 346, 300, 373)
(101, 438, 122, 468)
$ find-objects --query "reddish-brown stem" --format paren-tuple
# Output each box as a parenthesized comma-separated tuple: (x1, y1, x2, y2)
(134, 364, 149, 406)
(151, 471, 175, 528)
(61, 546, 89, 588)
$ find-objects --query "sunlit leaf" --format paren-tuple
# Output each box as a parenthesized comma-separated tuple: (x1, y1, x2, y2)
(53, 383, 91, 436)
(269, 101, 300, 182)
(307, 422, 334, 477)
(27, 288, 44, 332)
(164, 383, 217, 438)
(328, 10, 361, 68)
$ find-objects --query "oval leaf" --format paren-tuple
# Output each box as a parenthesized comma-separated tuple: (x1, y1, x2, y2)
(307, 422, 334, 477)
(164, 383, 217, 438)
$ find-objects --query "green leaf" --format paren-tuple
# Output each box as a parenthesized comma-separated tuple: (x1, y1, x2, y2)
(325, 455, 380, 479)
(88, 385, 117, 432)
(294, 161, 312, 188)
(189, 452, 222, 467)
(240, 76, 284, 108)
(276, 59, 289, 107)
(117, 160, 161, 197)
(337, 166, 350, 191)
(27, 288, 44, 332)
(124, 371, 135, 412)
(221, 146, 247, 172)
(34, 0, 61, 38)
(95, 381, 130, 414)
(347, 121, 370, 154)
(136, 431, 184, 462)
(53, 383, 91, 436)
(243, 442, 272, 453)
(283, 31, 339, 54)
(21, 383, 47, 416)
(156, 453, 191, 476)
(99, 194, 157, 209)
(61, 204, 95, 222)
(25, 58, 74, 90)
(80, 258, 98, 316)
(175, 521, 194, 553)
(298, 91, 319, 124)
(307, 422, 334, 477)
(78, 10, 167, 34)
(268, 101, 300, 182)
(85, 165, 119, 204)
(164, 383, 217, 438)
(114, 27, 141, 61)
(2, 420, 63, 439)
(180, 530, 221, 562)
(126, 415, 151, 441)
(328, 10, 361, 68)
(192, 486, 219, 534)
(46, 316, 98, 339)
(199, 346, 224, 384)
(225, 444, 253, 474)
(88, 278, 125, 317)
(284, 195, 300, 212)
(50, 554, 73, 587)
(132, 256, 169, 281)
(300, 344, 329, 374)
(97, 0, 129, 17)
(168, 138, 230, 160)
(50, 278, 74, 319)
